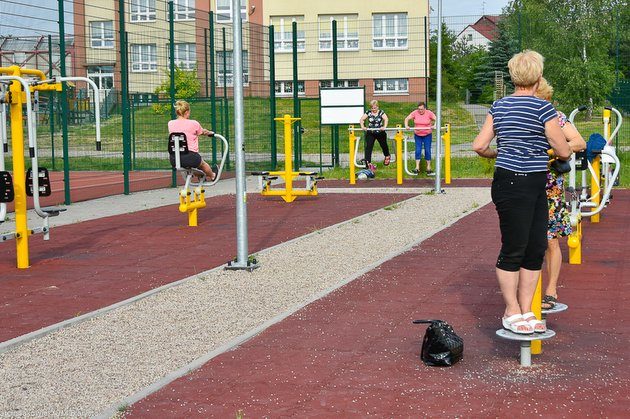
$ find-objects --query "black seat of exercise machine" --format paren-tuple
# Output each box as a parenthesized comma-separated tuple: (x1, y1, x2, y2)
(168, 132, 190, 156)
(0, 171, 14, 203)
(298, 171, 318, 176)
(41, 206, 67, 217)
(251, 171, 270, 176)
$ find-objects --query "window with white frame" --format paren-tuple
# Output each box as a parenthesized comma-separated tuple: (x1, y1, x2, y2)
(90, 21, 114, 48)
(374, 78, 408, 94)
(174, 0, 195, 21)
(319, 80, 359, 89)
(318, 15, 359, 51)
(216, 0, 247, 22)
(467, 33, 473, 41)
(270, 16, 305, 53)
(275, 81, 305, 96)
(131, 44, 157, 72)
(131, 0, 156, 22)
(215, 51, 249, 86)
(168, 43, 196, 70)
(372, 13, 408, 49)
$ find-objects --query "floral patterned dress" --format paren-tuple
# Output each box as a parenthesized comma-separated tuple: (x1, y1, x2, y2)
(546, 111, 572, 239)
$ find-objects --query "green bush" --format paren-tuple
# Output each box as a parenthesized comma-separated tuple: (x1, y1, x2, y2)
(153, 66, 201, 114)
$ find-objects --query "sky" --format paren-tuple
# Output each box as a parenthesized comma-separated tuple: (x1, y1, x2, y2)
(0, 0, 512, 37)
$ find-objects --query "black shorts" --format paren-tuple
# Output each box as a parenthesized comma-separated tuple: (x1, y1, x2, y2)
(169, 151, 202, 169)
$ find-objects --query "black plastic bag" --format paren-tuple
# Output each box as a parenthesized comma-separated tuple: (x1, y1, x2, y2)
(413, 319, 464, 367)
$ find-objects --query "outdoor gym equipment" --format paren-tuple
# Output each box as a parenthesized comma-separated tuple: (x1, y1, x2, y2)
(252, 114, 323, 203)
(0, 66, 101, 268)
(566, 106, 622, 264)
(348, 125, 451, 185)
(168, 131, 228, 227)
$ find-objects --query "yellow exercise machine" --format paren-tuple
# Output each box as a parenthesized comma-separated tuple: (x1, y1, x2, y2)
(0, 65, 101, 268)
(168, 132, 228, 226)
(348, 124, 451, 185)
(252, 114, 323, 203)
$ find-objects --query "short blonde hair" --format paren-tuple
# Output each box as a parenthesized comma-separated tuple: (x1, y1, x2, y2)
(508, 50, 544, 88)
(369, 99, 379, 107)
(536, 77, 554, 101)
(174, 100, 190, 117)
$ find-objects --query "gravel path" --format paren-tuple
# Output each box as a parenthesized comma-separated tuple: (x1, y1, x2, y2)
(0, 187, 490, 418)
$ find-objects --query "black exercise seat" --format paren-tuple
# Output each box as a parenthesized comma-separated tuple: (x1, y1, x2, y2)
(41, 206, 67, 217)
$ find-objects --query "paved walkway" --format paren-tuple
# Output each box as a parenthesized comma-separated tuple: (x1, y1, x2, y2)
(126, 191, 630, 417)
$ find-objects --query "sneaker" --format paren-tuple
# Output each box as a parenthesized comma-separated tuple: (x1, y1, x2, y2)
(412, 169, 419, 174)
(427, 170, 435, 176)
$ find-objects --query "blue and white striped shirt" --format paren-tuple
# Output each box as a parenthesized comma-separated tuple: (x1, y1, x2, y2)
(489, 96, 557, 173)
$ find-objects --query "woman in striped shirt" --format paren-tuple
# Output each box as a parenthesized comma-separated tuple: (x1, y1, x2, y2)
(473, 50, 572, 335)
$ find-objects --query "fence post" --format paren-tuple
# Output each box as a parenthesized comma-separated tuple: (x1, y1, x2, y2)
(269, 25, 277, 170)
(332, 19, 339, 166)
(222, 27, 230, 170)
(118, 0, 132, 195)
(47, 34, 56, 171)
(168, 1, 177, 187)
(209, 12, 218, 164)
(58, 0, 71, 204)
(292, 21, 300, 170)
(424, 16, 429, 103)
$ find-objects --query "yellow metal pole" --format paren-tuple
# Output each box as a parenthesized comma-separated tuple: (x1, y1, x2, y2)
(444, 123, 451, 184)
(6, 68, 30, 268)
(531, 273, 543, 354)
(395, 125, 403, 185)
(591, 156, 600, 223)
(568, 221, 582, 264)
(283, 114, 294, 202)
(349, 126, 356, 185)
(603, 108, 611, 142)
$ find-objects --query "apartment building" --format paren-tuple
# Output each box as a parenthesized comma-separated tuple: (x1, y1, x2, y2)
(73, 0, 429, 102)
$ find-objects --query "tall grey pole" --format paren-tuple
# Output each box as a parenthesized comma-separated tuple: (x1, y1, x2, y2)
(434, 0, 444, 193)
(227, 0, 256, 270)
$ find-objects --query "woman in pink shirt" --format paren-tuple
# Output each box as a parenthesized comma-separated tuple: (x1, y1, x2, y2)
(168, 100, 217, 181)
(404, 102, 436, 175)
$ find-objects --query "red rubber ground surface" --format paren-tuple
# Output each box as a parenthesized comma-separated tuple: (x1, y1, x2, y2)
(127, 190, 630, 417)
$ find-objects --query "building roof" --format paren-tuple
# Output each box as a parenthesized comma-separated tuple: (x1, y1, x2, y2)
(457, 15, 501, 42)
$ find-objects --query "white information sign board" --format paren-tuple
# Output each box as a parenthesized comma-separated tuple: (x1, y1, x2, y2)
(320, 87, 365, 125)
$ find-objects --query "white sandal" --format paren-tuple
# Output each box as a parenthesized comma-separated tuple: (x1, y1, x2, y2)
(522, 312, 546, 333)
(502, 314, 534, 335)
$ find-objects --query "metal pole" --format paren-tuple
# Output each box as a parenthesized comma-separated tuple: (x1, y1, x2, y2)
(434, 0, 443, 193)
(424, 16, 429, 103)
(229, 0, 254, 270)
(269, 25, 277, 169)
(222, 27, 230, 170)
(168, 1, 177, 187)
(58, 0, 71, 204)
(209, 12, 217, 164)
(48, 34, 56, 171)
(118, 0, 131, 195)
(292, 21, 299, 171)
(332, 19, 339, 166)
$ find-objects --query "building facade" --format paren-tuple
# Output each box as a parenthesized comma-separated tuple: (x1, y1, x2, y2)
(72, 0, 430, 102)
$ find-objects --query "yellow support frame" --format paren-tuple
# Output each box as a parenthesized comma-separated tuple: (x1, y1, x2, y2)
(260, 114, 318, 203)
(0, 66, 61, 268)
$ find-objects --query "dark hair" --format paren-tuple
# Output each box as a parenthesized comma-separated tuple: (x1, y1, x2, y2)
(417, 102, 426, 108)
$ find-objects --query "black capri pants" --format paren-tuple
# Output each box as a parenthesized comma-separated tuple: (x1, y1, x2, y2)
(491, 167, 548, 272)
(364, 130, 390, 163)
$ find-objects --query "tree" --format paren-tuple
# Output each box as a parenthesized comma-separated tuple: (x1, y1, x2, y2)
(153, 65, 201, 114)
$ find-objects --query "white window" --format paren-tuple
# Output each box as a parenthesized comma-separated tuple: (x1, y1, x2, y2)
(319, 80, 359, 89)
(216, 51, 249, 86)
(467, 33, 473, 41)
(174, 0, 195, 21)
(374, 78, 408, 94)
(87, 66, 114, 91)
(318, 15, 359, 51)
(169, 43, 196, 70)
(372, 13, 408, 49)
(270, 16, 305, 53)
(216, 0, 247, 22)
(90, 21, 114, 48)
(275, 81, 305, 97)
(131, 0, 156, 22)
(131, 44, 157, 72)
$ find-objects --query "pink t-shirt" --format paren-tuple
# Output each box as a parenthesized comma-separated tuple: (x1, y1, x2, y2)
(168, 118, 203, 152)
(407, 109, 436, 136)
